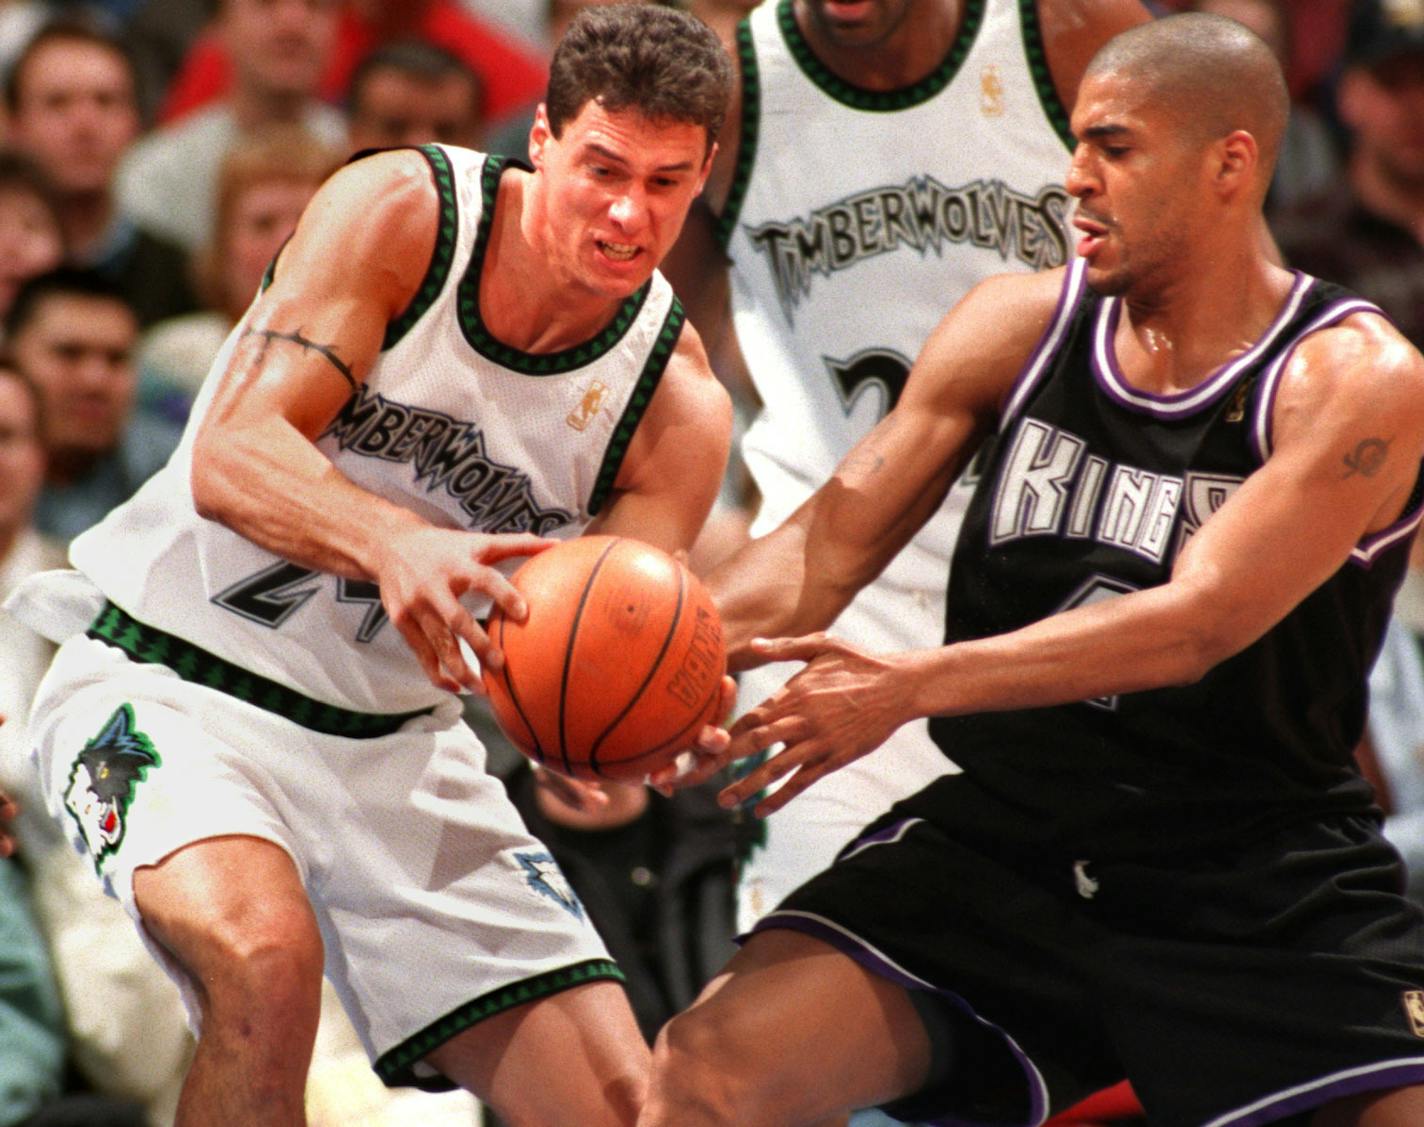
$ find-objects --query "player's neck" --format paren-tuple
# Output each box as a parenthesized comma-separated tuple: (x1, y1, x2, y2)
(1115, 236, 1294, 395)
(485, 169, 634, 353)
(794, 0, 960, 92)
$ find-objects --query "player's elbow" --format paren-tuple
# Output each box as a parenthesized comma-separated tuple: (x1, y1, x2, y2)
(189, 428, 242, 524)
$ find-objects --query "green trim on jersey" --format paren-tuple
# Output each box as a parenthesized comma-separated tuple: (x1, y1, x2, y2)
(374, 959, 626, 1090)
(382, 144, 460, 349)
(713, 17, 762, 252)
(87, 601, 433, 739)
(458, 155, 652, 376)
(587, 296, 686, 515)
(776, 0, 985, 111)
(1019, 0, 1074, 149)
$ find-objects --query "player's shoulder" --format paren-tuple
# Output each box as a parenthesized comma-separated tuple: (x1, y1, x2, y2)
(1275, 308, 1424, 447)
(664, 315, 734, 419)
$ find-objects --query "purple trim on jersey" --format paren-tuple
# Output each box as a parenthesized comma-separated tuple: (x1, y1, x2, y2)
(746, 909, 1051, 1127)
(1202, 1057, 1424, 1127)
(838, 816, 923, 863)
(1351, 496, 1424, 568)
(1001, 259, 1088, 427)
(1093, 272, 1311, 419)
(1249, 297, 1389, 463)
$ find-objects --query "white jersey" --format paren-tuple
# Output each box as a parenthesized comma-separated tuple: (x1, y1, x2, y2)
(69, 145, 687, 717)
(726, 0, 1075, 606)
(723, 0, 1080, 926)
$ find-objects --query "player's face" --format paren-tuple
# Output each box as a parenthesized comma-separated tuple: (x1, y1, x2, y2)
(1065, 72, 1203, 297)
(530, 100, 713, 301)
(798, 0, 915, 48)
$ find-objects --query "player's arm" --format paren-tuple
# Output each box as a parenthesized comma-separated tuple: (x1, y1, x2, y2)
(190, 150, 541, 693)
(708, 270, 1065, 663)
(722, 314, 1424, 813)
(586, 320, 734, 556)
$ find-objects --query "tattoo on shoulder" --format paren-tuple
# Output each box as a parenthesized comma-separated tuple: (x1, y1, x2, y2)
(242, 327, 356, 390)
(1342, 436, 1392, 479)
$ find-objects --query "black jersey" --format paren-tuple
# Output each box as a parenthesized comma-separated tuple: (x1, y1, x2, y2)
(929, 259, 1424, 861)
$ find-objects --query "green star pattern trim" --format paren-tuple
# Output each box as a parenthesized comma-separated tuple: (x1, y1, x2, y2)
(86, 601, 432, 739)
(778, 0, 985, 112)
(1019, 0, 1074, 149)
(383, 145, 460, 349)
(714, 16, 762, 251)
(374, 959, 626, 1088)
(587, 297, 685, 515)
(458, 156, 651, 376)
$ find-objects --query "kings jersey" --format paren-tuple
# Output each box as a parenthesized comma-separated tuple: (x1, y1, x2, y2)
(71, 145, 686, 716)
(932, 260, 1424, 858)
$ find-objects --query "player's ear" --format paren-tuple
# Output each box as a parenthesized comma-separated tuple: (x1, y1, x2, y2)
(1213, 129, 1257, 196)
(529, 104, 552, 170)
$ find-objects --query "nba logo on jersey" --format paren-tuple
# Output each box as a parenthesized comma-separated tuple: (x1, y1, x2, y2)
(1404, 991, 1424, 1037)
(980, 65, 1004, 116)
(568, 381, 609, 432)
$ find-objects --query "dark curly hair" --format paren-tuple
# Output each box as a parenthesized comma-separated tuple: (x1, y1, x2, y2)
(545, 4, 733, 155)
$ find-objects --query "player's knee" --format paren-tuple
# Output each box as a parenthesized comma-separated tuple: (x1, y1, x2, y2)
(178, 900, 323, 1025)
(651, 1007, 766, 1119)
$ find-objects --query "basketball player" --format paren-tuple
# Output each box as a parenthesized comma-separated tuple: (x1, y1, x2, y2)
(644, 14, 1424, 1126)
(661, 0, 1151, 933)
(2, 8, 734, 1126)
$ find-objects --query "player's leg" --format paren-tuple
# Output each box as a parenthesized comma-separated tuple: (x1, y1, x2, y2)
(427, 979, 649, 1127)
(133, 835, 324, 1127)
(639, 928, 935, 1126)
(1313, 1086, 1424, 1126)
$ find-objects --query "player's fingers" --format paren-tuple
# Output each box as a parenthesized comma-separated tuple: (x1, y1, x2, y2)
(746, 634, 834, 664)
(393, 605, 461, 693)
(476, 534, 555, 565)
(419, 602, 483, 692)
(474, 568, 529, 625)
(714, 675, 737, 724)
(718, 743, 807, 809)
(753, 749, 834, 817)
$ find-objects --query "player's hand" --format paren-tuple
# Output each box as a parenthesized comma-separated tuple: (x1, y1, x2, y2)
(530, 765, 610, 812)
(715, 635, 913, 816)
(373, 528, 552, 693)
(647, 674, 737, 795)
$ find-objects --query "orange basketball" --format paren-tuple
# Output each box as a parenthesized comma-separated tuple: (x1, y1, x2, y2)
(482, 535, 726, 781)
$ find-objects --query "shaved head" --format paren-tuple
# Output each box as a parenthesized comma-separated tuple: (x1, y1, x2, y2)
(1084, 13, 1289, 181)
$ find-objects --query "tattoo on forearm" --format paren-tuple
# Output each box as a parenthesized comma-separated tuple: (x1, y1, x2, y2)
(1342, 436, 1392, 479)
(242, 328, 356, 390)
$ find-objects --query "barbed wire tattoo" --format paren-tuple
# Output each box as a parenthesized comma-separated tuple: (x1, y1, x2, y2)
(242, 328, 356, 390)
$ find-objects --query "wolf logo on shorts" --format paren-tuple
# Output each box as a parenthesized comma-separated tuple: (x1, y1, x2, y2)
(63, 703, 161, 870)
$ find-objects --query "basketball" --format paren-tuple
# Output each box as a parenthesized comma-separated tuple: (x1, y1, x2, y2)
(482, 535, 726, 781)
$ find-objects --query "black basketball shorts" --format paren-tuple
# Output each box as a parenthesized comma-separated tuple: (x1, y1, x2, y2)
(750, 784, 1424, 1127)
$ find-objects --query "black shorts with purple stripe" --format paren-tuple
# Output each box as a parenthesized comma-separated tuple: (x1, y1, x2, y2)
(751, 775, 1424, 1127)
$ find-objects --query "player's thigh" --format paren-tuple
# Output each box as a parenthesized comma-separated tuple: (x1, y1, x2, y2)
(1313, 1084, 1424, 1126)
(427, 979, 648, 1123)
(661, 928, 933, 1113)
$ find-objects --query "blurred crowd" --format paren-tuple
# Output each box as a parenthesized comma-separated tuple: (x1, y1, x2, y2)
(0, 0, 1421, 1125)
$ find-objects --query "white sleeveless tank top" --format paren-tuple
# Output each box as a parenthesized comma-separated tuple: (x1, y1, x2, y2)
(71, 145, 686, 715)
(724, 0, 1075, 596)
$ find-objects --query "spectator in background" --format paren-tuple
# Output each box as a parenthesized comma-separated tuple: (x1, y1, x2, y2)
(159, 0, 545, 142)
(346, 39, 483, 153)
(6, 269, 179, 541)
(1188, 0, 1342, 211)
(117, 0, 344, 253)
(4, 17, 199, 329)
(1273, 0, 1424, 347)
(137, 124, 340, 419)
(0, 151, 63, 331)
(0, 364, 162, 1127)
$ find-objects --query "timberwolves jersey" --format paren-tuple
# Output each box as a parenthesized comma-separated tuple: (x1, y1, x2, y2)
(69, 145, 686, 716)
(931, 259, 1423, 858)
(725, 0, 1075, 607)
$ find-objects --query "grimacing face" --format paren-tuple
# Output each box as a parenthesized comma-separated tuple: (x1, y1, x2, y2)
(529, 100, 713, 302)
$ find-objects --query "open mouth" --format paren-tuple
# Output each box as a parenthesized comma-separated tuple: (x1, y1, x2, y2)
(597, 240, 640, 263)
(1072, 214, 1110, 258)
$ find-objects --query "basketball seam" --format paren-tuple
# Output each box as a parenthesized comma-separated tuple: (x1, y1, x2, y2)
(495, 611, 545, 766)
(603, 674, 722, 768)
(588, 554, 687, 778)
(560, 538, 621, 778)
